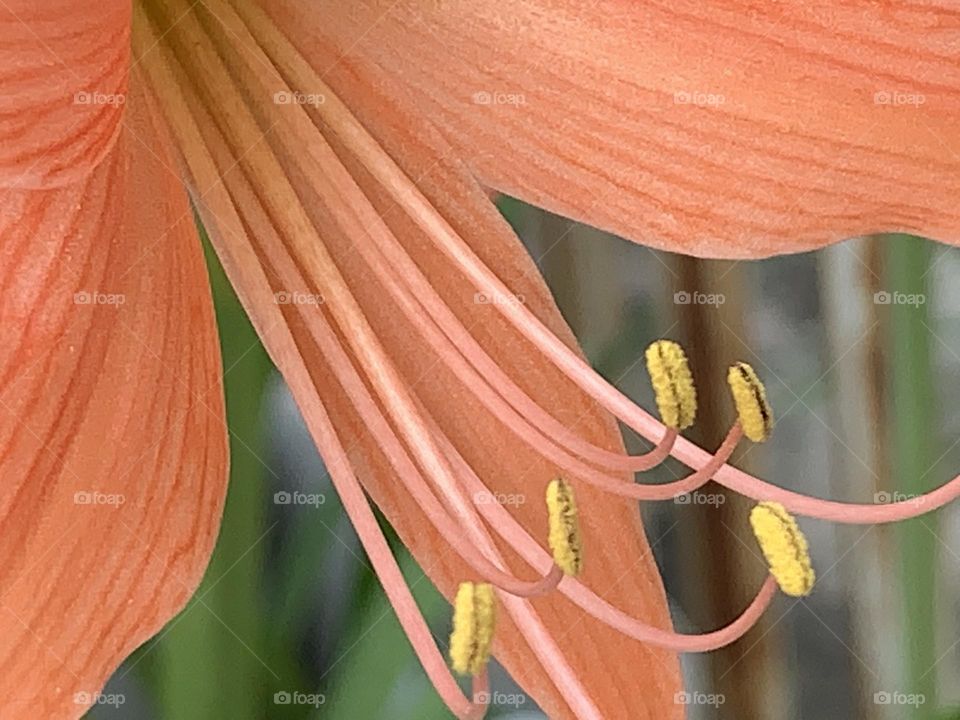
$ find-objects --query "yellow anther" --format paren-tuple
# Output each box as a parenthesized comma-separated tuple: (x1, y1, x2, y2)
(546, 478, 583, 577)
(749, 502, 815, 597)
(727, 362, 773, 442)
(645, 340, 697, 429)
(449, 582, 497, 676)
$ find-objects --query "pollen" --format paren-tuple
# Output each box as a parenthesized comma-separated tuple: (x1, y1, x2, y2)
(727, 362, 773, 442)
(449, 582, 497, 676)
(546, 478, 583, 576)
(645, 340, 697, 429)
(749, 502, 815, 597)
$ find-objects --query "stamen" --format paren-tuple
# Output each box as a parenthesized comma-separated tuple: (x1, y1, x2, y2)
(546, 479, 583, 577)
(645, 340, 697, 430)
(727, 362, 774, 442)
(450, 582, 497, 676)
(749, 502, 815, 597)
(433, 423, 777, 651)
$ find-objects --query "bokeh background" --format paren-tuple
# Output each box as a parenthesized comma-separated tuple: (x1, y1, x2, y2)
(85, 200, 960, 719)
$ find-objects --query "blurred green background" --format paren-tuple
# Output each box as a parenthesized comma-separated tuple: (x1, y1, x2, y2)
(87, 204, 960, 719)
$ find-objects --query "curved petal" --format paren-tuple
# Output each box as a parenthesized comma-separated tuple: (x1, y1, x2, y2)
(275, 0, 960, 258)
(137, 3, 681, 717)
(0, 1, 129, 189)
(0, 73, 227, 717)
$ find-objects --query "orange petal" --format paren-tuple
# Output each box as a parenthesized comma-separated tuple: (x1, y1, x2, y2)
(0, 74, 227, 716)
(137, 4, 681, 717)
(0, 1, 129, 188)
(273, 0, 960, 258)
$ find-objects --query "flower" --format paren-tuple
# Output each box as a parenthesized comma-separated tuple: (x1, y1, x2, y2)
(4, 1, 960, 719)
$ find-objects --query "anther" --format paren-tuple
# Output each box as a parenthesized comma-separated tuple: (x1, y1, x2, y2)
(727, 362, 773, 442)
(645, 340, 697, 430)
(449, 582, 497, 676)
(546, 478, 583, 577)
(749, 502, 815, 596)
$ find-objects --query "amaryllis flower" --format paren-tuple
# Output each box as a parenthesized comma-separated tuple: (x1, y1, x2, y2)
(4, 1, 960, 718)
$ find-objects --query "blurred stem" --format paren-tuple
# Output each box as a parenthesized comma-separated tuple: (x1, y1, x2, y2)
(886, 235, 937, 716)
(673, 256, 771, 718)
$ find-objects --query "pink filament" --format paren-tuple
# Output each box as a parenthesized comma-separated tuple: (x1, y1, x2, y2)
(469, 674, 491, 720)
(329, 162, 676, 473)
(340, 215, 690, 495)
(567, 424, 742, 501)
